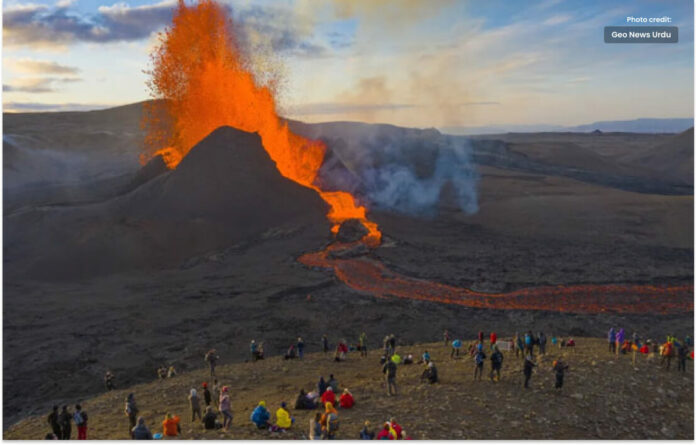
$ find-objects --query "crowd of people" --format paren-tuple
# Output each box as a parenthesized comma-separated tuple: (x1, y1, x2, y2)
(43, 328, 691, 440)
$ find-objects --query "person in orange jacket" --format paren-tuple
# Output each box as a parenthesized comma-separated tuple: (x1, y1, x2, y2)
(162, 413, 180, 437)
(339, 389, 354, 408)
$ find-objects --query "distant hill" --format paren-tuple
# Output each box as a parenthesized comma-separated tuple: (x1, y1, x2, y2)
(442, 118, 694, 135)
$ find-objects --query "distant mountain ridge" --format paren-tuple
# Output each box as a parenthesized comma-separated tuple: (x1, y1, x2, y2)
(441, 118, 694, 135)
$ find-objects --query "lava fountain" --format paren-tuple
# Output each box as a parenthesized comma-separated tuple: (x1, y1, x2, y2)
(141, 0, 380, 246)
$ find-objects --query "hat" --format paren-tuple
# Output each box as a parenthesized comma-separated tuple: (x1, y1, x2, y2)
(222, 386, 229, 393)
(259, 401, 266, 407)
(202, 382, 207, 388)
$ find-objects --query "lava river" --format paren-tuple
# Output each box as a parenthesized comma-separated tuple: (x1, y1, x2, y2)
(299, 243, 693, 315)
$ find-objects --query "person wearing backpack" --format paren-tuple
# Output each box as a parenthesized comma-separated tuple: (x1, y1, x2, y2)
(490, 345, 504, 382)
(382, 357, 398, 396)
(474, 343, 486, 381)
(73, 404, 88, 440)
(321, 402, 339, 439)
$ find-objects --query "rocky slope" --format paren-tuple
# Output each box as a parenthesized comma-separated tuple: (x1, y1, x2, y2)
(5, 337, 692, 440)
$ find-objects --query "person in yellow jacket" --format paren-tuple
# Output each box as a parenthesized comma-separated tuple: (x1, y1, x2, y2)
(275, 402, 294, 430)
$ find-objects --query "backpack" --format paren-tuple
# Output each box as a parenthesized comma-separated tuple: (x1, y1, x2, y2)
(73, 411, 84, 426)
(326, 413, 339, 433)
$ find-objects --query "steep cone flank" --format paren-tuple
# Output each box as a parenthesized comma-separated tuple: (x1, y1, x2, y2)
(5, 127, 330, 281)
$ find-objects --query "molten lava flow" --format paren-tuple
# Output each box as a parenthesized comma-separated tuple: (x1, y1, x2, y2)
(299, 244, 694, 314)
(141, 0, 380, 245)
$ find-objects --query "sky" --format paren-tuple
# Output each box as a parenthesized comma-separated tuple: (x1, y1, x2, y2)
(2, 0, 694, 128)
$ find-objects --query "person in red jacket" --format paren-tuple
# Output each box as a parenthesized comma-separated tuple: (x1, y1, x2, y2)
(338, 389, 354, 408)
(376, 423, 395, 440)
(490, 332, 497, 346)
(639, 344, 649, 354)
(320, 387, 336, 406)
(389, 418, 403, 439)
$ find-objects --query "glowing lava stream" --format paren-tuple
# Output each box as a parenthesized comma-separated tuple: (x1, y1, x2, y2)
(141, 0, 380, 246)
(299, 243, 693, 315)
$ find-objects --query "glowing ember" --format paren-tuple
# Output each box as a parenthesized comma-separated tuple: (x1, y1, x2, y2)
(299, 243, 693, 314)
(141, 0, 381, 245)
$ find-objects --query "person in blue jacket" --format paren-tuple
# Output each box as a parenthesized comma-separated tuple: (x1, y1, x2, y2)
(451, 339, 462, 358)
(250, 401, 270, 429)
(607, 328, 616, 354)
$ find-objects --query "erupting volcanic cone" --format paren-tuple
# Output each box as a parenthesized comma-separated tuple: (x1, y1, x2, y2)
(141, 0, 380, 246)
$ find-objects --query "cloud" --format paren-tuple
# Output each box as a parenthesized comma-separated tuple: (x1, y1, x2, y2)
(6, 58, 80, 75)
(3, 0, 175, 49)
(3, 77, 81, 93)
(291, 102, 414, 115)
(543, 14, 572, 26)
(3, 101, 114, 112)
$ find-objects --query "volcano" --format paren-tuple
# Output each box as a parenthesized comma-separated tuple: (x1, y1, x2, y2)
(4, 126, 330, 281)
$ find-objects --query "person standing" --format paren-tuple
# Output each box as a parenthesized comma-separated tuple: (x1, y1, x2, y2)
(490, 345, 503, 382)
(202, 382, 212, 407)
(523, 354, 537, 388)
(553, 359, 569, 390)
(58, 405, 72, 440)
(538, 332, 547, 355)
(474, 344, 486, 381)
(443, 329, 451, 347)
(189, 388, 202, 422)
(359, 332, 368, 357)
(382, 357, 398, 396)
(73, 404, 88, 440)
(678, 343, 689, 372)
(608, 328, 616, 354)
(104, 371, 115, 391)
(205, 349, 219, 377)
(250, 340, 258, 361)
(309, 412, 322, 440)
(451, 339, 462, 358)
(47, 406, 61, 439)
(125, 393, 139, 435)
(219, 387, 233, 430)
(297, 337, 305, 360)
(615, 328, 625, 357)
(322, 335, 329, 354)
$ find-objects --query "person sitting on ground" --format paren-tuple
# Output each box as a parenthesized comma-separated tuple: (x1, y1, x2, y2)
(317, 376, 328, 396)
(327, 375, 339, 393)
(162, 413, 180, 437)
(360, 420, 375, 440)
(639, 342, 650, 355)
(202, 406, 221, 430)
(167, 366, 177, 378)
(421, 351, 431, 364)
(566, 338, 576, 350)
(425, 361, 439, 384)
(401, 429, 413, 440)
(389, 418, 403, 439)
(285, 344, 297, 360)
(376, 422, 395, 440)
(202, 382, 212, 407)
(320, 403, 339, 439)
(321, 386, 336, 406)
(131, 417, 152, 440)
(250, 401, 271, 429)
(275, 402, 294, 430)
(451, 339, 462, 358)
(157, 366, 167, 379)
(294, 389, 316, 410)
(339, 388, 355, 408)
(309, 412, 322, 440)
(553, 359, 569, 390)
(335, 342, 348, 362)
